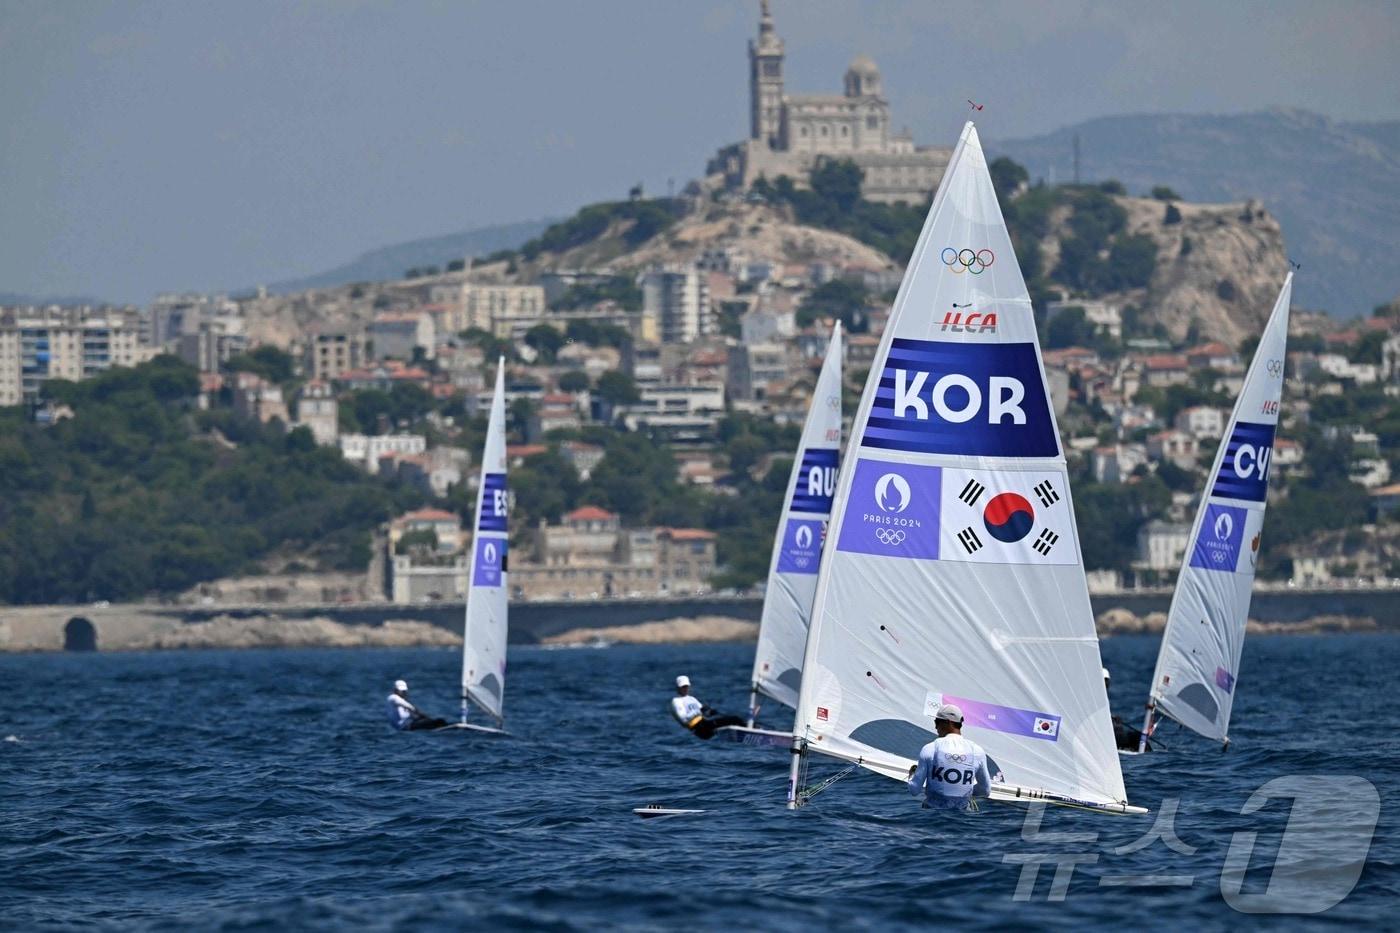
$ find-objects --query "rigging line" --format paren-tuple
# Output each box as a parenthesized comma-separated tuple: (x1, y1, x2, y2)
(800, 758, 863, 802)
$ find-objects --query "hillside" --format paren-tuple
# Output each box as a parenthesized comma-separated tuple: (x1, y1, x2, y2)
(0, 357, 423, 603)
(500, 197, 897, 282)
(264, 218, 555, 295)
(995, 109, 1400, 318)
(235, 172, 1286, 349)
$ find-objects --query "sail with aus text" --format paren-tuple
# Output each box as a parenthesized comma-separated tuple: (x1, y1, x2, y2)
(1143, 274, 1293, 749)
(749, 323, 844, 716)
(790, 122, 1140, 814)
(460, 358, 510, 725)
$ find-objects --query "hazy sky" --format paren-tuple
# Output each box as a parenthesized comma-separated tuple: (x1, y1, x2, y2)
(2, 0, 1397, 303)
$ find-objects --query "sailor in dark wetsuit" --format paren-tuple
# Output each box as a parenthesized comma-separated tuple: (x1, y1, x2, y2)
(1104, 667, 1151, 752)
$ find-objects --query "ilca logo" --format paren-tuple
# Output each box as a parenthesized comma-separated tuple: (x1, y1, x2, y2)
(1265, 358, 1284, 378)
(942, 247, 995, 275)
(940, 302, 998, 334)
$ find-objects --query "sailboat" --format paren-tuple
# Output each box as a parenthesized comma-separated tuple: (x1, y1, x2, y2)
(786, 122, 1144, 815)
(438, 357, 510, 735)
(1137, 274, 1294, 752)
(717, 323, 844, 748)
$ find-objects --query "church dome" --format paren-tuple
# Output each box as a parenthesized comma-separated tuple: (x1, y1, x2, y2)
(844, 55, 882, 98)
(847, 54, 880, 77)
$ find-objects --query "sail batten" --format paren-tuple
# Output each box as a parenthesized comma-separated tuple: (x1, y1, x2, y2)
(750, 324, 844, 712)
(1145, 275, 1294, 745)
(460, 359, 510, 724)
(791, 122, 1131, 810)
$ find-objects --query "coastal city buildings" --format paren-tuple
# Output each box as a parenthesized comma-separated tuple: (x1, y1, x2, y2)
(641, 265, 712, 344)
(381, 504, 719, 603)
(0, 306, 150, 405)
(509, 507, 717, 600)
(305, 329, 367, 382)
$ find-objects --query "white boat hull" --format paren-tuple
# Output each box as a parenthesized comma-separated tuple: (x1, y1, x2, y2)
(432, 722, 509, 736)
(715, 725, 790, 748)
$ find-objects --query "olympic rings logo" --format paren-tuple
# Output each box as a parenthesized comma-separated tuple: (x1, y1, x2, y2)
(941, 247, 995, 274)
(875, 529, 906, 546)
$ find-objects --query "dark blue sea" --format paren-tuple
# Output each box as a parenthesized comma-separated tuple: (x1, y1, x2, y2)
(3, 634, 1397, 930)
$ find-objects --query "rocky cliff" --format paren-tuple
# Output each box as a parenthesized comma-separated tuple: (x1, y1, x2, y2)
(1041, 194, 1289, 346)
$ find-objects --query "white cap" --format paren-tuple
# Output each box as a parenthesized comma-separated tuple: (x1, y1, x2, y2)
(1102, 667, 1111, 682)
(935, 703, 964, 725)
(675, 675, 690, 688)
(394, 679, 408, 692)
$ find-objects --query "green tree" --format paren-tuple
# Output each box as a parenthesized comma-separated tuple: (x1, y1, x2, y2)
(1104, 234, 1157, 289)
(809, 159, 864, 214)
(796, 279, 870, 332)
(524, 323, 566, 363)
(989, 157, 1029, 204)
(511, 448, 582, 526)
(725, 434, 768, 476)
(583, 432, 680, 523)
(508, 397, 535, 438)
(225, 345, 296, 383)
(458, 327, 514, 362)
(1151, 186, 1182, 201)
(558, 370, 590, 393)
(594, 370, 641, 407)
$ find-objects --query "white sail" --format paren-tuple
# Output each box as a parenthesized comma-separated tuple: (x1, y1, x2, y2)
(460, 358, 509, 724)
(791, 122, 1136, 813)
(1144, 274, 1293, 747)
(749, 323, 844, 713)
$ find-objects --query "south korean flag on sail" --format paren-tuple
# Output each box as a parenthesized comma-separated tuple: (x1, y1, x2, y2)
(938, 468, 1079, 566)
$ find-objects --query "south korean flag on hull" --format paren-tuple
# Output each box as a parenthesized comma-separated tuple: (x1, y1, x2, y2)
(938, 468, 1078, 566)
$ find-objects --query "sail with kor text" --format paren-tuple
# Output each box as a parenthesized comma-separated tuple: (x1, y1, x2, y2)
(788, 122, 1142, 814)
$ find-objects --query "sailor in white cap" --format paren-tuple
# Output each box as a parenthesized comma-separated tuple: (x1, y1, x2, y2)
(386, 678, 448, 732)
(907, 703, 992, 810)
(669, 675, 746, 740)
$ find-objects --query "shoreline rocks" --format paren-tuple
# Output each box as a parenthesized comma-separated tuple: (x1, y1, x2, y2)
(1095, 608, 1380, 636)
(541, 616, 758, 647)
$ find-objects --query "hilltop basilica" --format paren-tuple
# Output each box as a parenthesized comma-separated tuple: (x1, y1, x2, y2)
(710, 1, 951, 204)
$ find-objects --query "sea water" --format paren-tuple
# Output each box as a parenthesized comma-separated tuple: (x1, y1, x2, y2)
(3, 634, 1397, 930)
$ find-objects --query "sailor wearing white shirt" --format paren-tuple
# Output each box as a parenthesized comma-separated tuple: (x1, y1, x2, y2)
(907, 704, 992, 810)
(386, 679, 447, 732)
(669, 675, 745, 740)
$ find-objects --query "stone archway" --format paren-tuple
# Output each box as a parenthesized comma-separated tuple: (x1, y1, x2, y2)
(64, 617, 97, 652)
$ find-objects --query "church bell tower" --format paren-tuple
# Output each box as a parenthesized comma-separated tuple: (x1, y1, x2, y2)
(749, 0, 784, 148)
